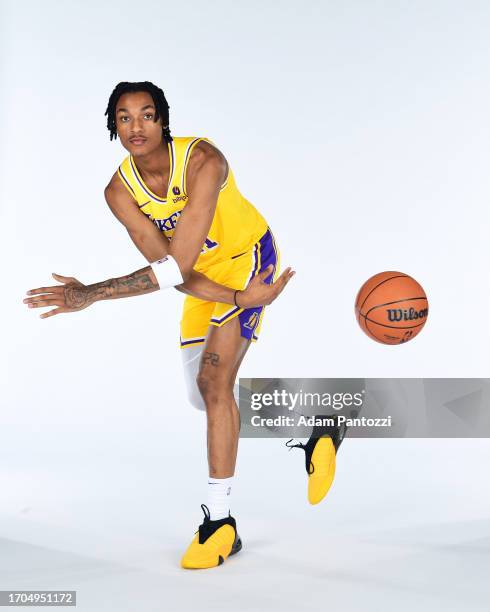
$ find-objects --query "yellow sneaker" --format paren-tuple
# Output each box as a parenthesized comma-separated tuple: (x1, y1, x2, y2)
(287, 417, 346, 505)
(307, 436, 337, 504)
(181, 504, 242, 569)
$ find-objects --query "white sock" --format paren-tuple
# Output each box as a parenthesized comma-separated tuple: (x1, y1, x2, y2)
(207, 477, 233, 520)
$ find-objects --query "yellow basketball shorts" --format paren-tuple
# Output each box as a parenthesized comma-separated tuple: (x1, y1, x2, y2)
(180, 228, 280, 348)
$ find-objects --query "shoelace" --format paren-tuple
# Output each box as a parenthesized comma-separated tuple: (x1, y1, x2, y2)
(201, 503, 211, 521)
(286, 438, 316, 474)
(286, 438, 303, 450)
(193, 504, 211, 535)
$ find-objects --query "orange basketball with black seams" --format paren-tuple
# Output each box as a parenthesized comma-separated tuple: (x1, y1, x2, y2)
(355, 271, 428, 345)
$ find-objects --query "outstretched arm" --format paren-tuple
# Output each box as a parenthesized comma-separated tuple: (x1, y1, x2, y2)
(24, 269, 157, 318)
(23, 169, 294, 318)
(24, 263, 293, 319)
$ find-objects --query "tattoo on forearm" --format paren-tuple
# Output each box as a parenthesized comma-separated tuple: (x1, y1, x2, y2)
(203, 352, 220, 367)
(64, 267, 158, 308)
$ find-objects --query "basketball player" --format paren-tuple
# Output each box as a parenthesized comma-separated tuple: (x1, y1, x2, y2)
(24, 81, 339, 569)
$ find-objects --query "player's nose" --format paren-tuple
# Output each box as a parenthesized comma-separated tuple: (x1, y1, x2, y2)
(131, 118, 145, 133)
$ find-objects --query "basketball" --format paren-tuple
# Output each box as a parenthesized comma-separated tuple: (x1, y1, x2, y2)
(355, 271, 428, 345)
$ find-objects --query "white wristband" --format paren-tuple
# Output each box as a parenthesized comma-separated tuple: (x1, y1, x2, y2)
(151, 255, 184, 290)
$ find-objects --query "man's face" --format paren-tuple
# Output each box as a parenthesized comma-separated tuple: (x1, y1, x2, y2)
(115, 91, 164, 155)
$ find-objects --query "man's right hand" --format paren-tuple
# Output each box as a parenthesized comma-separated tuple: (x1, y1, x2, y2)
(24, 273, 94, 319)
(238, 265, 295, 309)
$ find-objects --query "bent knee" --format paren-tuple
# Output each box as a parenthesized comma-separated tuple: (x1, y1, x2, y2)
(196, 372, 233, 406)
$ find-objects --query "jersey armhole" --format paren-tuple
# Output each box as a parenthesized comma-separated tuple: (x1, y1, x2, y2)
(203, 138, 229, 190)
(183, 138, 229, 194)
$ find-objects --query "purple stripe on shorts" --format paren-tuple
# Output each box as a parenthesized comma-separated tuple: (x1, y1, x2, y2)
(237, 227, 278, 341)
(211, 305, 240, 325)
(181, 336, 206, 346)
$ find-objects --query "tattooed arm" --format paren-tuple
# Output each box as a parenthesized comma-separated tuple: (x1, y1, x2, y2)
(23, 169, 295, 318)
(24, 261, 294, 319)
(23, 268, 159, 319)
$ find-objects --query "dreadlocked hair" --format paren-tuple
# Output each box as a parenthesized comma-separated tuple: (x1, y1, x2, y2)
(104, 81, 173, 143)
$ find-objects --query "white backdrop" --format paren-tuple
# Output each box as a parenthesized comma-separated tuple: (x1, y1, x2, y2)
(1, 1, 489, 611)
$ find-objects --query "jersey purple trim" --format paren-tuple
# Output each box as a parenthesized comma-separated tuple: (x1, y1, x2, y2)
(118, 166, 135, 194)
(130, 155, 167, 203)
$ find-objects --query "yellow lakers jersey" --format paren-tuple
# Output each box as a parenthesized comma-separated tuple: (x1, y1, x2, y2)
(116, 136, 268, 273)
